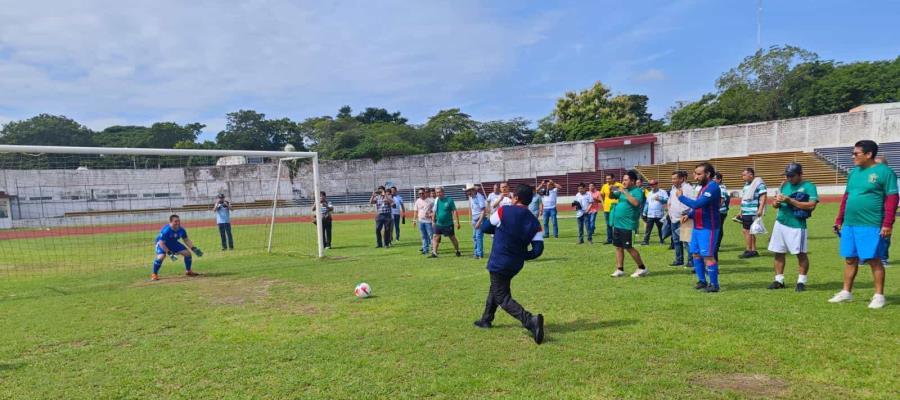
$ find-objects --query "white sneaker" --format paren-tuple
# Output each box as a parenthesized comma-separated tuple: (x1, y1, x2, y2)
(828, 290, 853, 303)
(610, 269, 625, 278)
(868, 294, 886, 309)
(630, 268, 648, 278)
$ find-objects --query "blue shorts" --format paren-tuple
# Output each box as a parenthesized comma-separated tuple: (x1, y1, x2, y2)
(839, 226, 885, 261)
(156, 242, 187, 255)
(689, 229, 719, 258)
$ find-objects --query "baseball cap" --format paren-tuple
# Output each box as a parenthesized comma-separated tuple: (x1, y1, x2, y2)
(217, 193, 225, 199)
(784, 163, 803, 177)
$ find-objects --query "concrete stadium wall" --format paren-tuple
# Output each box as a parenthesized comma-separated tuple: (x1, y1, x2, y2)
(655, 104, 900, 163)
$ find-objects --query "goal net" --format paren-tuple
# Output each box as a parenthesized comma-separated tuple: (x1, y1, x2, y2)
(0, 145, 323, 278)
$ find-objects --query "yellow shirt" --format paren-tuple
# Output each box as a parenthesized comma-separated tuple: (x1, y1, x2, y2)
(600, 182, 624, 212)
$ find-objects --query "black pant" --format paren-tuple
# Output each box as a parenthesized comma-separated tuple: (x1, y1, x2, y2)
(715, 213, 727, 259)
(643, 217, 663, 244)
(375, 214, 392, 247)
(480, 272, 533, 327)
(217, 223, 233, 249)
(321, 217, 332, 248)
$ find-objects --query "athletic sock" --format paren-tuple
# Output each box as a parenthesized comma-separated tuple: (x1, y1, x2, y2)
(797, 274, 808, 284)
(184, 256, 193, 271)
(617, 267, 624, 271)
(692, 258, 706, 283)
(707, 262, 720, 289)
(152, 259, 163, 274)
(775, 274, 785, 284)
(638, 264, 646, 270)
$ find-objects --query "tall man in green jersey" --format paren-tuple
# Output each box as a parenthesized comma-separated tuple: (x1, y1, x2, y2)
(768, 163, 819, 292)
(830, 140, 898, 309)
(609, 170, 649, 278)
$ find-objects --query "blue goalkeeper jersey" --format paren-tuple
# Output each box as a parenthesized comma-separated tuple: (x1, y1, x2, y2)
(678, 181, 722, 231)
(156, 225, 188, 248)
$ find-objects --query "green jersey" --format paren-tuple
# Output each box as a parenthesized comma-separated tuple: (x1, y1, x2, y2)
(610, 187, 645, 231)
(843, 163, 899, 227)
(776, 180, 818, 229)
(434, 197, 457, 227)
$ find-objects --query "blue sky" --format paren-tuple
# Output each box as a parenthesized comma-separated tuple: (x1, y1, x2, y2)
(0, 0, 898, 141)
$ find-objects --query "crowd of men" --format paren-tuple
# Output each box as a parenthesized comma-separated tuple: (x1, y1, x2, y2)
(356, 140, 896, 309)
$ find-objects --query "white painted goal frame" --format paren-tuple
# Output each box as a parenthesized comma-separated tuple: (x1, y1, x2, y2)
(0, 145, 324, 258)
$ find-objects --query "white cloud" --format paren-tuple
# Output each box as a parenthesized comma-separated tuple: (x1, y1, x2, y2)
(0, 1, 555, 130)
(635, 68, 667, 81)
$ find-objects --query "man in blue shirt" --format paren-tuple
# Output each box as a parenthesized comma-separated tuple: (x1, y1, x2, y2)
(213, 194, 234, 251)
(466, 184, 487, 259)
(151, 214, 204, 281)
(390, 186, 405, 242)
(474, 184, 546, 345)
(676, 163, 723, 292)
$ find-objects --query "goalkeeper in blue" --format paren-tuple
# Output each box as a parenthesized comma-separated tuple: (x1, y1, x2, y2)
(676, 162, 723, 292)
(151, 214, 203, 281)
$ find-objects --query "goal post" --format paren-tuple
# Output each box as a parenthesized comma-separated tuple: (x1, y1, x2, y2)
(0, 145, 323, 277)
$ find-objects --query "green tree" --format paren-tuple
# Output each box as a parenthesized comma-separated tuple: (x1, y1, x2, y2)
(477, 118, 534, 147)
(424, 109, 477, 144)
(355, 108, 408, 125)
(551, 81, 660, 140)
(216, 110, 301, 151)
(0, 114, 94, 146)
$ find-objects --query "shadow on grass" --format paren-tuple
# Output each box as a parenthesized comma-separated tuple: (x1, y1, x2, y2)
(551, 318, 639, 334)
(0, 362, 24, 372)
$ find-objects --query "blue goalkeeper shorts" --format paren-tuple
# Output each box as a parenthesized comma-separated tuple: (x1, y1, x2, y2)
(689, 228, 719, 258)
(156, 242, 187, 255)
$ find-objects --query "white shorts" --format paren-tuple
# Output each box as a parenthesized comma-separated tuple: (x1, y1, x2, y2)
(767, 221, 808, 255)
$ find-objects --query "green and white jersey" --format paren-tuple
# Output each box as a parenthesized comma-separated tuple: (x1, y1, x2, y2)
(740, 181, 767, 215)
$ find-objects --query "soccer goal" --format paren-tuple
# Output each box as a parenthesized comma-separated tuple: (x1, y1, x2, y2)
(0, 145, 323, 277)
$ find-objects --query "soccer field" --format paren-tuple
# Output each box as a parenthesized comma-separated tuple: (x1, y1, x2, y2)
(1, 203, 897, 399)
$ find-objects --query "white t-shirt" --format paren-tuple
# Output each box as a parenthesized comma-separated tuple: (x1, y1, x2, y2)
(574, 192, 592, 218)
(542, 188, 559, 209)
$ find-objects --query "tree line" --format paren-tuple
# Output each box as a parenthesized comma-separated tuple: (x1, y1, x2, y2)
(1, 46, 897, 162)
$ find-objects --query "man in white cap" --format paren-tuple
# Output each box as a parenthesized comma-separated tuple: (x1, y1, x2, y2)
(467, 183, 488, 259)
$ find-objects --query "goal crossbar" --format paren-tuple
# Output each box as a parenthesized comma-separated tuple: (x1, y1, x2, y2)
(0, 144, 317, 159)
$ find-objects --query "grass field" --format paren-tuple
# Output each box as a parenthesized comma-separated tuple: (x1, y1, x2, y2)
(1, 203, 898, 399)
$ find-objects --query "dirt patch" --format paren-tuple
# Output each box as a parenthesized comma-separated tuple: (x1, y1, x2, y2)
(131, 275, 201, 287)
(197, 278, 278, 306)
(693, 373, 789, 398)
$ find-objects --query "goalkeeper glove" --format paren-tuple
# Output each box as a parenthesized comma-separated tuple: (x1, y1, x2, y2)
(167, 252, 178, 261)
(191, 247, 204, 257)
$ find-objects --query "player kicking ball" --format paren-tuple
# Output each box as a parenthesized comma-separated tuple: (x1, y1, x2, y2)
(150, 214, 204, 281)
(473, 184, 546, 344)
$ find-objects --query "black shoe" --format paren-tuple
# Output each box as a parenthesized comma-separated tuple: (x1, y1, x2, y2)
(604, 241, 612, 245)
(473, 320, 492, 329)
(455, 251, 461, 257)
(528, 314, 544, 345)
(738, 251, 750, 259)
(577, 241, 584, 245)
(767, 281, 785, 290)
(429, 253, 438, 258)
(704, 286, 720, 293)
(748, 251, 760, 258)
(695, 281, 708, 290)
(795, 283, 806, 292)
(670, 261, 684, 267)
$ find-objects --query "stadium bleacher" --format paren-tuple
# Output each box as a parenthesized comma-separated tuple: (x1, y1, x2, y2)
(635, 151, 847, 190)
(815, 141, 900, 177)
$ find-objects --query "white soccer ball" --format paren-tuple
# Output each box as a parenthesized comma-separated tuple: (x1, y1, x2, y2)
(284, 144, 296, 152)
(354, 282, 371, 298)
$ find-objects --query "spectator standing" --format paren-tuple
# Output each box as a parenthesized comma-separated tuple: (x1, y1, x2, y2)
(588, 183, 602, 240)
(414, 189, 435, 255)
(467, 183, 487, 259)
(676, 163, 723, 292)
(767, 163, 818, 292)
(737, 168, 767, 258)
(830, 140, 898, 309)
(369, 186, 394, 248)
(667, 171, 694, 266)
(713, 173, 730, 259)
(600, 173, 624, 244)
(311, 191, 334, 249)
(640, 180, 668, 246)
(213, 194, 234, 251)
(538, 180, 561, 239)
(431, 187, 462, 257)
(573, 183, 593, 244)
(390, 186, 405, 242)
(529, 186, 543, 219)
